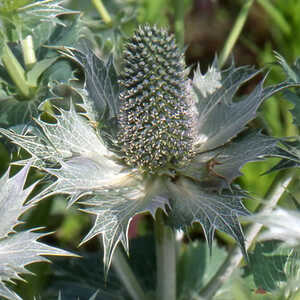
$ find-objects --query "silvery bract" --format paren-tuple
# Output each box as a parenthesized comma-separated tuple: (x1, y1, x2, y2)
(0, 25, 293, 272)
(249, 208, 300, 246)
(0, 164, 74, 300)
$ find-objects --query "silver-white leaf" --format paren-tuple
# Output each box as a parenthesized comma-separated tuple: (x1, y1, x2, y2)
(0, 164, 75, 300)
(0, 163, 34, 237)
(0, 104, 114, 168)
(249, 208, 300, 246)
(193, 64, 222, 98)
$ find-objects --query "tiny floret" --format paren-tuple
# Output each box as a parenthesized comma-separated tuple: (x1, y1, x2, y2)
(117, 25, 194, 173)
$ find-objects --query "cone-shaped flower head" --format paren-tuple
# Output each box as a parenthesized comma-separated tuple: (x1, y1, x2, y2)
(118, 25, 193, 172)
(0, 25, 293, 273)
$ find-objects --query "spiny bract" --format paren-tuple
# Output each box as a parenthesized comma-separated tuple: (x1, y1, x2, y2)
(118, 25, 193, 173)
(0, 25, 292, 274)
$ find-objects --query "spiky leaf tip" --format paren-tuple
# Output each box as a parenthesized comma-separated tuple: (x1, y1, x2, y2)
(118, 25, 194, 173)
(0, 164, 75, 300)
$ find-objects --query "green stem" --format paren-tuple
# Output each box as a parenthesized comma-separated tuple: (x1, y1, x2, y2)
(112, 246, 148, 300)
(172, 0, 185, 48)
(199, 170, 295, 300)
(91, 0, 112, 25)
(219, 0, 254, 68)
(155, 209, 176, 300)
(2, 43, 30, 98)
(21, 35, 37, 70)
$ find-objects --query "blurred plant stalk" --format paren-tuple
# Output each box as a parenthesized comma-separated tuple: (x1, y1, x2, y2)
(219, 0, 254, 67)
(172, 0, 185, 47)
(112, 246, 149, 300)
(155, 209, 176, 300)
(2, 43, 30, 98)
(21, 35, 37, 69)
(92, 0, 112, 25)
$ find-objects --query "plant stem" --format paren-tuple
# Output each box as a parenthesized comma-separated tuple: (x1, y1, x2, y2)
(91, 0, 112, 25)
(155, 209, 176, 300)
(2, 43, 30, 98)
(199, 170, 295, 300)
(21, 35, 37, 70)
(172, 0, 185, 48)
(219, 0, 254, 68)
(112, 246, 148, 300)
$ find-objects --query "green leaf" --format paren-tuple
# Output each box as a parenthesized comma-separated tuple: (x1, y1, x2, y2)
(243, 241, 300, 293)
(0, 29, 6, 57)
(0, 19, 79, 128)
(0, 97, 40, 128)
(0, 164, 75, 300)
(177, 241, 227, 300)
(46, 236, 157, 299)
(126, 235, 156, 292)
(47, 16, 82, 48)
(0, 0, 78, 46)
(57, 291, 100, 300)
(29, 20, 57, 51)
(45, 253, 124, 300)
(43, 59, 74, 83)
(166, 177, 249, 254)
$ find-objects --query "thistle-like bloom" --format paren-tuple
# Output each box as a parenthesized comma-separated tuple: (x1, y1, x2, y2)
(0, 25, 290, 271)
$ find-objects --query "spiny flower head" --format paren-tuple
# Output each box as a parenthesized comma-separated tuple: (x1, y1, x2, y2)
(118, 25, 194, 173)
(0, 25, 292, 273)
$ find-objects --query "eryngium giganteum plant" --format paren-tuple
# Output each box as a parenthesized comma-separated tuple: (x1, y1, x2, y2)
(0, 25, 292, 271)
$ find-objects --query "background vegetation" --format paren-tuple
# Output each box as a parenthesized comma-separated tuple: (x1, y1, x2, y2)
(1, 0, 300, 299)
